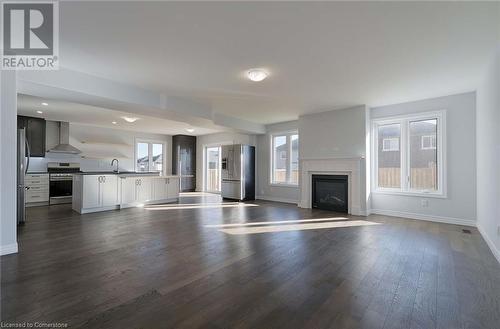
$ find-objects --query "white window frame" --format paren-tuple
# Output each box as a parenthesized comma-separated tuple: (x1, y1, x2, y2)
(270, 131, 299, 186)
(134, 138, 165, 174)
(371, 110, 446, 198)
(382, 138, 399, 152)
(421, 135, 437, 150)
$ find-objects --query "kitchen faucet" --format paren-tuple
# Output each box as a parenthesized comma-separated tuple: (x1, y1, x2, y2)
(111, 159, 119, 173)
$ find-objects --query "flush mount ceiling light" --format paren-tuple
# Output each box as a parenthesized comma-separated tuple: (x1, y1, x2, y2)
(36, 110, 43, 114)
(112, 121, 117, 125)
(122, 116, 139, 123)
(41, 102, 48, 106)
(185, 128, 195, 133)
(246, 68, 268, 82)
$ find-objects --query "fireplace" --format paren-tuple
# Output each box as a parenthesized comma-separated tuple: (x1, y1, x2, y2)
(312, 175, 348, 213)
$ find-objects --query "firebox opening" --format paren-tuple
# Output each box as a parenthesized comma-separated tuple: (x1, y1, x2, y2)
(312, 175, 348, 213)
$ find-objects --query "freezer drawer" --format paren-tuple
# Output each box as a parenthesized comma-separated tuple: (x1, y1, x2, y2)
(222, 180, 241, 200)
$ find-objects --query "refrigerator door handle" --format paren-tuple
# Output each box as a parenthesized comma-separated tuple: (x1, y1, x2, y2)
(25, 139, 31, 174)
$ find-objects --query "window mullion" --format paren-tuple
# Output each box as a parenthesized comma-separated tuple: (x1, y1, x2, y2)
(286, 135, 291, 183)
(271, 136, 275, 183)
(402, 119, 410, 192)
(148, 143, 153, 172)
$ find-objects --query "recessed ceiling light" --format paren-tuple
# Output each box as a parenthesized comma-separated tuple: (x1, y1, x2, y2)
(186, 128, 195, 133)
(122, 116, 139, 123)
(246, 68, 268, 82)
(41, 102, 48, 106)
(112, 121, 117, 125)
(36, 110, 43, 114)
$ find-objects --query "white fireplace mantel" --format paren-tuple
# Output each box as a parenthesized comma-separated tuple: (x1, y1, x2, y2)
(298, 157, 367, 216)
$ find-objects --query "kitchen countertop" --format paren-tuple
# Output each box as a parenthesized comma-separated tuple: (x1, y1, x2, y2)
(26, 172, 49, 175)
(74, 171, 160, 176)
(73, 172, 184, 178)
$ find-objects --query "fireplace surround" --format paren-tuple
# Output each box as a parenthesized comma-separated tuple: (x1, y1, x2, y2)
(299, 157, 367, 216)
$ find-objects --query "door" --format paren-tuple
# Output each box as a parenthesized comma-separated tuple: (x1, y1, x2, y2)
(205, 146, 221, 192)
(221, 145, 230, 180)
(26, 117, 46, 157)
(82, 176, 100, 208)
(221, 180, 241, 200)
(137, 177, 152, 202)
(231, 144, 242, 180)
(17, 129, 26, 224)
(101, 175, 118, 206)
(121, 177, 137, 204)
(172, 135, 196, 192)
(167, 177, 180, 199)
(153, 178, 168, 200)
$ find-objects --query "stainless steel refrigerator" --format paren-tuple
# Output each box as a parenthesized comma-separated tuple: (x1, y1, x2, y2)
(17, 128, 30, 225)
(221, 144, 255, 201)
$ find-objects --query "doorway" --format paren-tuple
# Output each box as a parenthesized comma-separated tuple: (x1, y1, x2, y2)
(205, 146, 221, 192)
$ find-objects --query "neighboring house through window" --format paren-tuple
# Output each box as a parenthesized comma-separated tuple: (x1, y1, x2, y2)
(271, 133, 299, 185)
(382, 138, 399, 152)
(372, 111, 445, 196)
(421, 135, 436, 150)
(135, 139, 165, 172)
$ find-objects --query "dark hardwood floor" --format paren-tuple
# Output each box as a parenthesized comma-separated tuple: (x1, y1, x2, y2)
(1, 193, 499, 328)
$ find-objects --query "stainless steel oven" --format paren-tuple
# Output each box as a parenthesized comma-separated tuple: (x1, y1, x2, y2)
(48, 163, 80, 205)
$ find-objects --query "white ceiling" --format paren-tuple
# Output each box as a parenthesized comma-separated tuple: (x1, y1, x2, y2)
(17, 94, 221, 136)
(54, 2, 500, 124)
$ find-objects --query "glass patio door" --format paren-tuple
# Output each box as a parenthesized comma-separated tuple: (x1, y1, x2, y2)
(205, 146, 221, 192)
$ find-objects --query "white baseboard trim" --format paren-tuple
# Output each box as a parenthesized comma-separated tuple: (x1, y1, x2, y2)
(256, 195, 298, 205)
(370, 209, 476, 227)
(0, 243, 18, 256)
(477, 224, 500, 264)
(350, 206, 369, 217)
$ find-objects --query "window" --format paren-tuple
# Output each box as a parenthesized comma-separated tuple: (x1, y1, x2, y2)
(271, 133, 299, 185)
(372, 111, 445, 196)
(421, 135, 436, 150)
(377, 124, 401, 188)
(382, 138, 399, 152)
(135, 139, 164, 172)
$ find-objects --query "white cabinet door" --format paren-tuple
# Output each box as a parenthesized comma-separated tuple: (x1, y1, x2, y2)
(101, 175, 118, 207)
(137, 177, 152, 202)
(167, 178, 180, 199)
(82, 175, 100, 209)
(121, 177, 137, 204)
(153, 178, 167, 200)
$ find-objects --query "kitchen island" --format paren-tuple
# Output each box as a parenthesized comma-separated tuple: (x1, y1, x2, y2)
(72, 172, 180, 214)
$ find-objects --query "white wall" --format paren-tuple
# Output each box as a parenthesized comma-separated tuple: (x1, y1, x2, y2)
(297, 106, 368, 211)
(196, 132, 257, 192)
(476, 48, 500, 261)
(256, 121, 300, 203)
(299, 106, 368, 159)
(370, 92, 476, 225)
(28, 122, 172, 174)
(0, 71, 18, 255)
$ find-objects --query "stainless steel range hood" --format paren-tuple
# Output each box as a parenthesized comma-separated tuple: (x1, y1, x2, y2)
(47, 122, 82, 154)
